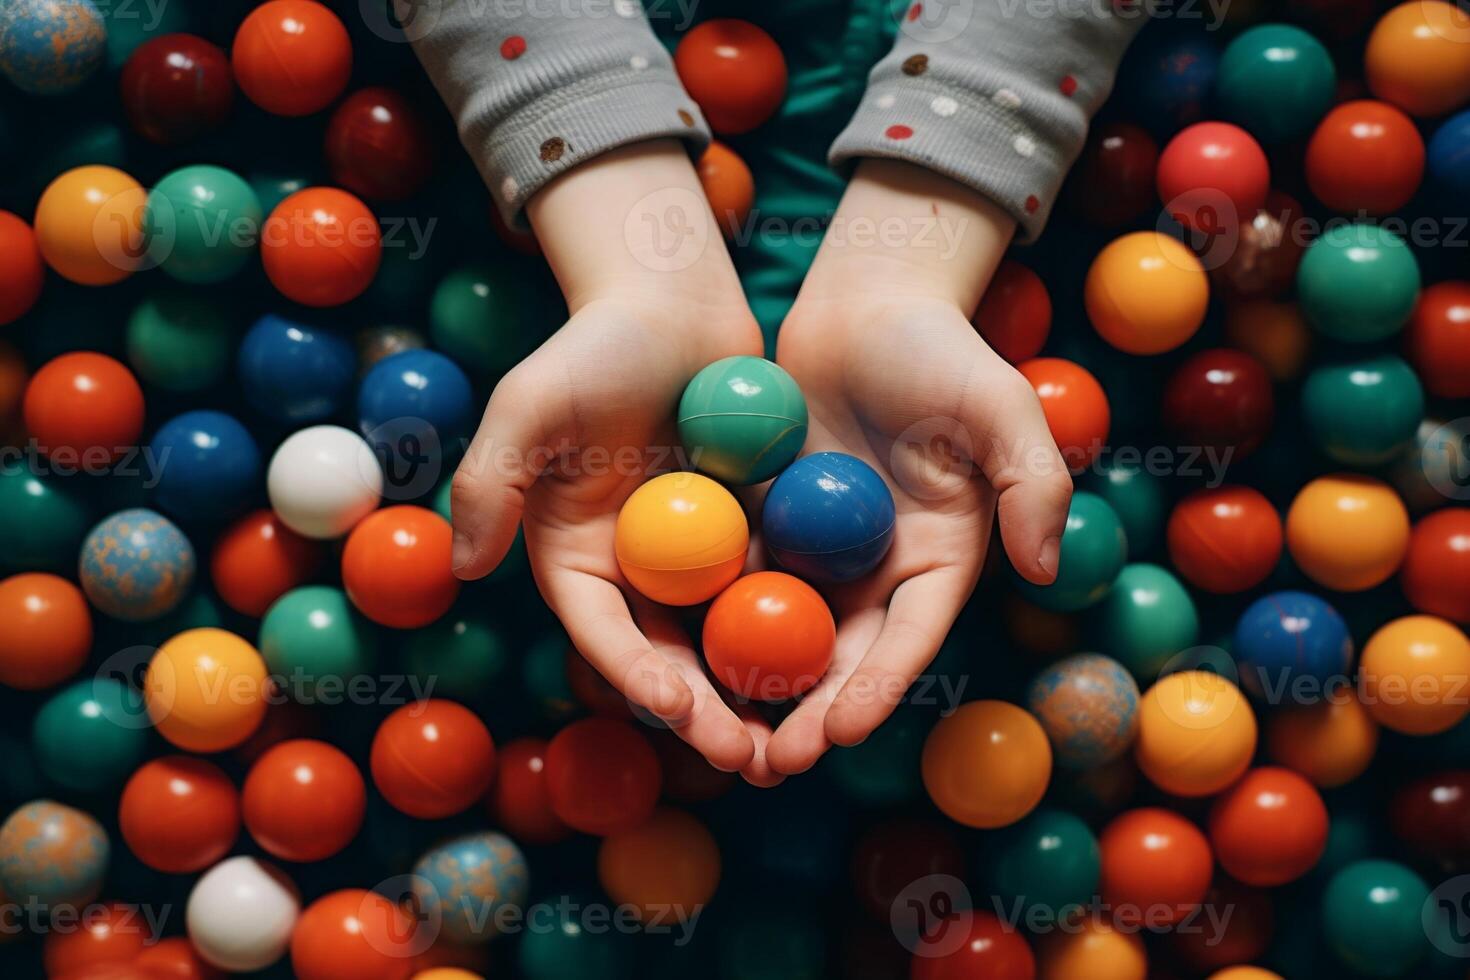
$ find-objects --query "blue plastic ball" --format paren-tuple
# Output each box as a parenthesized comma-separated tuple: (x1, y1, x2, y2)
(1428, 109, 1470, 202)
(149, 411, 261, 522)
(358, 349, 474, 481)
(762, 452, 895, 583)
(1233, 590, 1353, 701)
(1119, 32, 1219, 135)
(0, 0, 107, 95)
(238, 314, 357, 423)
(411, 831, 529, 944)
(79, 508, 196, 621)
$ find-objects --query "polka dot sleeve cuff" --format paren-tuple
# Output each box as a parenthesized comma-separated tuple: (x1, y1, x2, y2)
(830, 1, 1146, 242)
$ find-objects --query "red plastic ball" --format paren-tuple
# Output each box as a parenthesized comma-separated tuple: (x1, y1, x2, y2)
(232, 0, 352, 117)
(1389, 769, 1470, 870)
(674, 19, 787, 134)
(1209, 190, 1305, 301)
(973, 260, 1053, 364)
(544, 717, 662, 836)
(850, 817, 964, 924)
(0, 210, 44, 325)
(370, 699, 496, 819)
(118, 756, 240, 873)
(1068, 122, 1159, 228)
(211, 509, 325, 618)
(1305, 100, 1425, 215)
(1167, 485, 1283, 594)
(324, 87, 435, 202)
(290, 889, 416, 980)
(1406, 281, 1470, 399)
(1401, 508, 1470, 624)
(43, 901, 149, 976)
(24, 352, 145, 464)
(261, 187, 382, 307)
(1016, 357, 1111, 471)
(488, 736, 571, 846)
(703, 571, 835, 702)
(1208, 766, 1329, 886)
(341, 505, 459, 629)
(0, 573, 93, 691)
(120, 33, 234, 144)
(1162, 348, 1274, 459)
(134, 936, 224, 980)
(910, 911, 1036, 980)
(1167, 880, 1274, 972)
(1098, 807, 1213, 926)
(1157, 122, 1270, 232)
(243, 739, 366, 862)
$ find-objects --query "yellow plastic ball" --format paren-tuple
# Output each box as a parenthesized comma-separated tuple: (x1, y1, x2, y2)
(144, 627, 269, 752)
(1366, 1, 1470, 118)
(1085, 232, 1209, 355)
(614, 472, 748, 606)
(1265, 692, 1379, 789)
(921, 700, 1052, 829)
(1037, 916, 1147, 980)
(412, 971, 483, 980)
(1286, 475, 1409, 592)
(1224, 299, 1311, 382)
(1359, 614, 1470, 735)
(1135, 670, 1257, 797)
(1207, 969, 1284, 980)
(33, 165, 147, 286)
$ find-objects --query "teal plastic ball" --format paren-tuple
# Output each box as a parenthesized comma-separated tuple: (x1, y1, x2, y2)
(1303, 355, 1425, 467)
(679, 356, 807, 485)
(125, 291, 234, 393)
(428, 265, 531, 377)
(1091, 563, 1200, 681)
(518, 896, 635, 980)
(1217, 24, 1336, 144)
(33, 679, 148, 793)
(1297, 223, 1421, 343)
(1321, 860, 1430, 977)
(401, 614, 508, 701)
(1014, 491, 1127, 612)
(145, 165, 263, 284)
(976, 807, 1101, 921)
(0, 467, 90, 576)
(259, 586, 377, 702)
(1083, 462, 1166, 556)
(826, 707, 926, 805)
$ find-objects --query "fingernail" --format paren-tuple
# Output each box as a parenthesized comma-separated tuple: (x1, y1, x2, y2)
(451, 531, 474, 571)
(1038, 535, 1061, 579)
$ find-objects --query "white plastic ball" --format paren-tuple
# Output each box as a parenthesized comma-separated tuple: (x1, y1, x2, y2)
(186, 856, 300, 972)
(267, 425, 383, 539)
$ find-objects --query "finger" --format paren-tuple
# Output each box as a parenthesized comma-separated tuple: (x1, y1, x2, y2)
(449, 370, 553, 580)
(541, 569, 695, 724)
(825, 567, 973, 747)
(735, 704, 785, 789)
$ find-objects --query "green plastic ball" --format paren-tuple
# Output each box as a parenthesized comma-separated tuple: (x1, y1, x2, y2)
(0, 468, 91, 575)
(976, 807, 1100, 921)
(1321, 860, 1430, 977)
(523, 633, 577, 720)
(259, 586, 377, 702)
(1091, 563, 1199, 681)
(1297, 223, 1421, 343)
(826, 707, 925, 805)
(517, 899, 635, 980)
(1015, 492, 1127, 612)
(1217, 24, 1336, 143)
(1303, 355, 1425, 467)
(1083, 462, 1165, 556)
(402, 614, 508, 701)
(678, 356, 808, 485)
(145, 165, 262, 284)
(103, 1, 190, 69)
(719, 906, 826, 980)
(33, 679, 148, 793)
(125, 291, 233, 392)
(429, 265, 529, 377)
(249, 172, 309, 215)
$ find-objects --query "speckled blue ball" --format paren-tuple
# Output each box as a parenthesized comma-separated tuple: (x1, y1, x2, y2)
(358, 348, 474, 475)
(149, 410, 260, 522)
(1027, 653, 1140, 769)
(238, 314, 357, 423)
(1428, 110, 1470, 202)
(79, 508, 195, 621)
(0, 800, 109, 908)
(412, 831, 529, 944)
(762, 452, 895, 583)
(1234, 590, 1353, 700)
(0, 0, 107, 95)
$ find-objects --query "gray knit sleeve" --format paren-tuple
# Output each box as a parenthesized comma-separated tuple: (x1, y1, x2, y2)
(830, 1, 1146, 241)
(402, 0, 710, 224)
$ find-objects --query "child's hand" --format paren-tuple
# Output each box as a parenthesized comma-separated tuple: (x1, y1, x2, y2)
(764, 161, 1073, 776)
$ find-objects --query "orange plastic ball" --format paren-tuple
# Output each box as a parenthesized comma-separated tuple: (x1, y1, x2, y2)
(1305, 100, 1425, 215)
(0, 573, 92, 690)
(614, 472, 748, 606)
(370, 700, 496, 819)
(1206, 969, 1283, 980)
(134, 935, 224, 979)
(545, 717, 662, 835)
(243, 739, 366, 862)
(1085, 232, 1208, 355)
(1036, 916, 1147, 980)
(291, 889, 416, 980)
(1365, 1, 1470, 118)
(597, 807, 720, 924)
(43, 900, 149, 976)
(1167, 485, 1282, 594)
(261, 187, 381, 307)
(922, 700, 1052, 829)
(24, 352, 145, 463)
(1401, 507, 1470, 623)
(674, 19, 787, 134)
(1135, 670, 1256, 797)
(412, 971, 481, 980)
(1099, 807, 1212, 926)
(1224, 299, 1311, 382)
(232, 0, 352, 117)
(0, 211, 43, 324)
(119, 755, 240, 873)
(1016, 357, 1111, 471)
(974, 260, 1053, 364)
(1210, 766, 1328, 886)
(342, 505, 459, 629)
(1265, 693, 1379, 789)
(697, 140, 755, 238)
(1359, 614, 1470, 734)
(703, 571, 834, 701)
(1286, 475, 1410, 592)
(211, 509, 325, 617)
(32, 165, 147, 286)
(144, 627, 270, 753)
